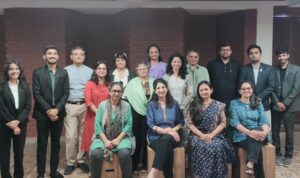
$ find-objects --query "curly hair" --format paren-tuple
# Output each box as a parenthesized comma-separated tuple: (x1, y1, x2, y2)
(166, 52, 187, 79)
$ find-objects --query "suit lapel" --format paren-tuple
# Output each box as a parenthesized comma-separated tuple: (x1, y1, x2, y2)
(18, 86, 25, 109)
(275, 66, 281, 84)
(54, 67, 61, 90)
(5, 84, 16, 108)
(283, 64, 291, 84)
(256, 64, 264, 86)
(43, 65, 52, 89)
(247, 64, 255, 85)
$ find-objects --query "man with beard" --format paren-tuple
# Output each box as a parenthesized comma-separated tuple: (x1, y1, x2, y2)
(32, 45, 69, 178)
(271, 47, 300, 167)
(207, 43, 241, 108)
(239, 44, 275, 122)
(186, 50, 210, 97)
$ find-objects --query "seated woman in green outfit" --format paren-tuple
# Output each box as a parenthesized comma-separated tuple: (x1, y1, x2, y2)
(90, 82, 133, 178)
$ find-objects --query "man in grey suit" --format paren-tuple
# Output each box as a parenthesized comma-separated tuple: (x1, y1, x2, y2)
(271, 47, 300, 167)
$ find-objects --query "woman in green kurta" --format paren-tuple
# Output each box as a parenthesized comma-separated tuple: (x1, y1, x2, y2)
(90, 82, 133, 178)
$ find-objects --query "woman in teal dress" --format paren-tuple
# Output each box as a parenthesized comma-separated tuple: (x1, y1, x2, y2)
(229, 81, 270, 177)
(90, 82, 133, 178)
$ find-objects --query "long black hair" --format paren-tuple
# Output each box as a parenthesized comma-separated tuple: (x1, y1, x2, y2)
(151, 78, 174, 108)
(166, 52, 187, 79)
(2, 59, 29, 91)
(90, 60, 110, 86)
(147, 44, 163, 62)
(238, 80, 260, 109)
(189, 80, 212, 124)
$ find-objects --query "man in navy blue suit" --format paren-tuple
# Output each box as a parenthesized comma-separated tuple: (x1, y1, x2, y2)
(239, 44, 275, 122)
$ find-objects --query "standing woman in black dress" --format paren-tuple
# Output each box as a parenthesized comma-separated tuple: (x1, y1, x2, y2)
(0, 59, 31, 178)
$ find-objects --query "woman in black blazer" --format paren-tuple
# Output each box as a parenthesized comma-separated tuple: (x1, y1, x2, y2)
(0, 59, 31, 178)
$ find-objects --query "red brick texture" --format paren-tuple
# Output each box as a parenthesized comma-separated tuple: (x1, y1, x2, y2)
(0, 8, 258, 137)
(0, 15, 5, 72)
(4, 8, 68, 137)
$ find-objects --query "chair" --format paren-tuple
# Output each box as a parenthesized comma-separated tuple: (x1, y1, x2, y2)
(100, 153, 122, 178)
(234, 143, 275, 178)
(147, 146, 185, 178)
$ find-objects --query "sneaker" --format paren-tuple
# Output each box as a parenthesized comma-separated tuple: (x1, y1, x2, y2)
(77, 163, 90, 173)
(50, 172, 64, 178)
(275, 156, 282, 166)
(64, 165, 75, 175)
(282, 157, 292, 167)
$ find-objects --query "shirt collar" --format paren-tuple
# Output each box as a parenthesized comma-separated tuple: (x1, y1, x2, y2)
(187, 64, 199, 69)
(112, 68, 129, 76)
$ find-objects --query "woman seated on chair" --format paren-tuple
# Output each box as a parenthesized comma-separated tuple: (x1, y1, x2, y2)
(229, 80, 270, 177)
(90, 82, 133, 178)
(188, 80, 231, 178)
(147, 78, 185, 178)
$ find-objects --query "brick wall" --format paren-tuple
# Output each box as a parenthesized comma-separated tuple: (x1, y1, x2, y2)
(216, 11, 245, 62)
(243, 10, 257, 63)
(0, 15, 5, 74)
(86, 15, 120, 69)
(64, 10, 88, 66)
(125, 8, 188, 69)
(4, 8, 68, 137)
(186, 15, 217, 66)
(2, 8, 260, 137)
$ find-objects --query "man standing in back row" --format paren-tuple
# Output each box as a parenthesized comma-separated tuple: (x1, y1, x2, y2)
(64, 46, 93, 175)
(239, 44, 275, 122)
(207, 43, 241, 108)
(186, 50, 210, 97)
(271, 47, 300, 167)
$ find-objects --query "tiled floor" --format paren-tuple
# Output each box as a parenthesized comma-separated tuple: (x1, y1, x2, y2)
(7, 132, 300, 178)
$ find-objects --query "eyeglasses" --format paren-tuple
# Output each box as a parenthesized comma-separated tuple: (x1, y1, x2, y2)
(137, 67, 148, 71)
(240, 87, 252, 91)
(111, 90, 122, 93)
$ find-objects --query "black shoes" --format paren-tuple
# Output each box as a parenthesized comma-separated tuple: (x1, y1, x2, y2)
(63, 163, 89, 175)
(64, 165, 75, 175)
(50, 172, 64, 178)
(77, 163, 90, 173)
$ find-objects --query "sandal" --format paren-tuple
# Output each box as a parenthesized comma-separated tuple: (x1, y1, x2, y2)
(133, 170, 139, 175)
(244, 167, 254, 175)
(140, 169, 148, 174)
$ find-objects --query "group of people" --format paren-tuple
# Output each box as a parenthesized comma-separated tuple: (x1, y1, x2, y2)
(0, 42, 299, 178)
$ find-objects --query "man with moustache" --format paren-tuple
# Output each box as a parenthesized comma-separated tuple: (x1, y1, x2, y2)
(64, 46, 93, 175)
(207, 43, 241, 108)
(32, 45, 69, 178)
(239, 44, 275, 119)
(271, 47, 300, 166)
(186, 50, 210, 97)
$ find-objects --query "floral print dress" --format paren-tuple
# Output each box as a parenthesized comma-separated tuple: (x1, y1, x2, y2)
(188, 100, 230, 178)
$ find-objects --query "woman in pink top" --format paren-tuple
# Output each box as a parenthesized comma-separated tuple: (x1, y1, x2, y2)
(81, 61, 110, 152)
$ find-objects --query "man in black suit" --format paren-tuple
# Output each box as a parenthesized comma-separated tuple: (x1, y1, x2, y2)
(32, 45, 69, 178)
(271, 47, 300, 167)
(239, 44, 275, 116)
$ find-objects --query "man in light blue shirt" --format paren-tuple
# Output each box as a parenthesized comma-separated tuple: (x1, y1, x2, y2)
(64, 46, 93, 175)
